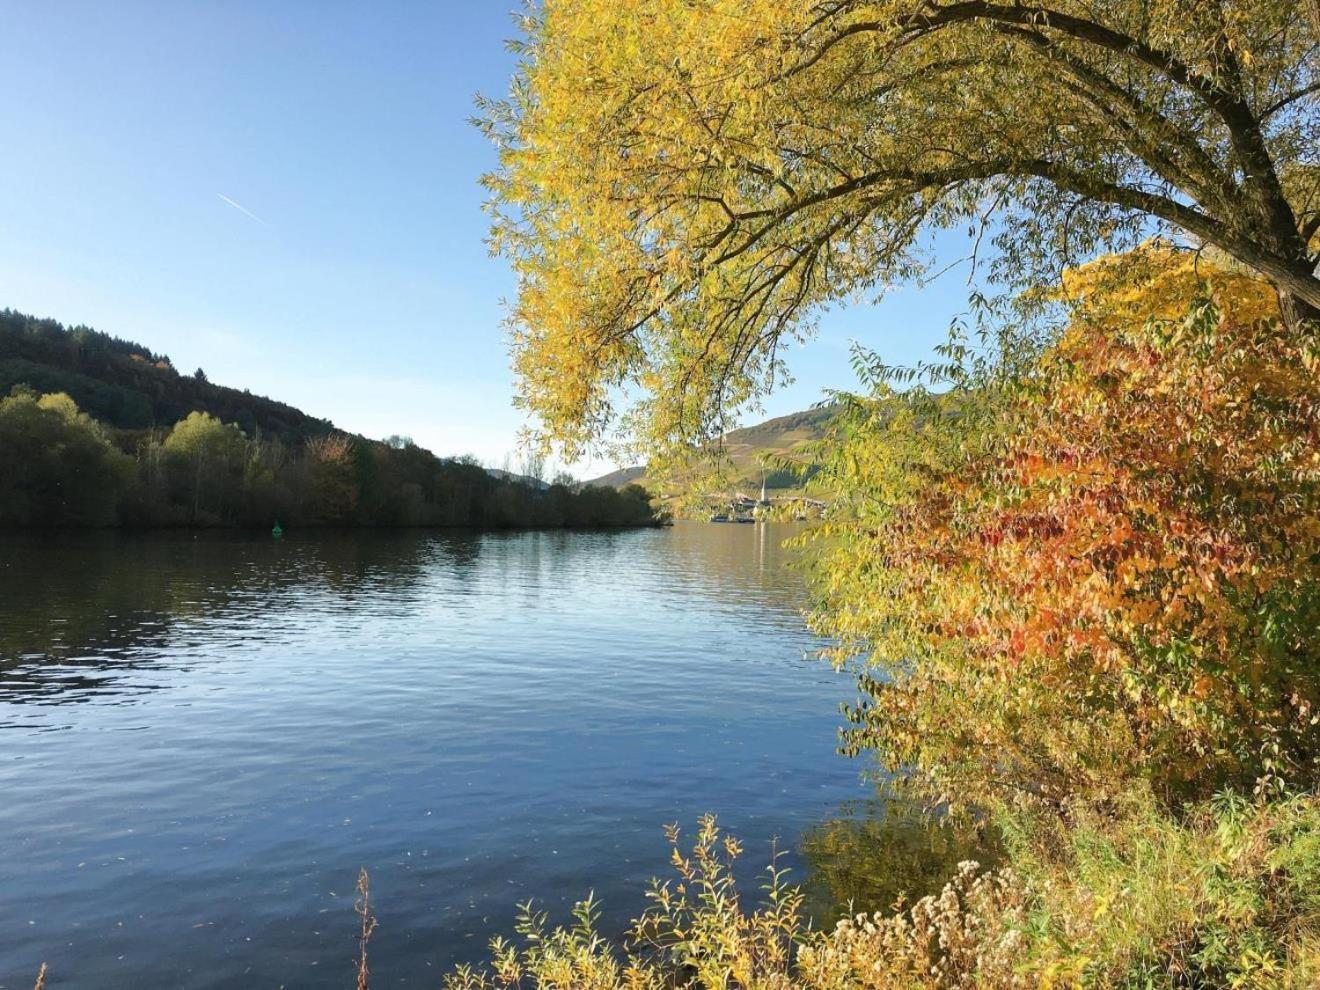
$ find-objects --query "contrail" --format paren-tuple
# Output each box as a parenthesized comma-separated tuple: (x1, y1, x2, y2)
(216, 193, 265, 224)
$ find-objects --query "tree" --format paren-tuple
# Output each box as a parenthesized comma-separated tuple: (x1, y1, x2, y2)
(483, 0, 1319, 453)
(0, 389, 132, 526)
(162, 411, 246, 523)
(519, 448, 547, 484)
(302, 434, 360, 524)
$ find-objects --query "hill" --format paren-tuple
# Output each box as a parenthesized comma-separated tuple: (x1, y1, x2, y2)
(0, 308, 659, 530)
(587, 405, 835, 492)
(0, 309, 332, 442)
(586, 465, 647, 489)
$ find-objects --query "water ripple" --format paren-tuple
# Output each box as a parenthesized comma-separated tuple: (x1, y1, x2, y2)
(0, 524, 865, 989)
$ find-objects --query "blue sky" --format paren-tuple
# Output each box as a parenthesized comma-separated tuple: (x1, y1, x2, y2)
(0, 2, 970, 474)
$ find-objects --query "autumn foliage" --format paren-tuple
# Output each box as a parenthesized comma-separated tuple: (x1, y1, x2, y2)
(812, 246, 1320, 805)
(484, 1, 1319, 457)
(442, 796, 1320, 989)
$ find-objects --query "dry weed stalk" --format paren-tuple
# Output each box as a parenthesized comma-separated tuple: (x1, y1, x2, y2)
(355, 867, 378, 990)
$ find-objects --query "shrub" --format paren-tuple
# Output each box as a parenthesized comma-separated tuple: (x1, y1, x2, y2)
(808, 246, 1320, 807)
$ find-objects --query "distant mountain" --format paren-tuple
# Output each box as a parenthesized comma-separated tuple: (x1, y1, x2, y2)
(585, 465, 647, 489)
(485, 468, 552, 490)
(587, 405, 835, 491)
(0, 309, 333, 442)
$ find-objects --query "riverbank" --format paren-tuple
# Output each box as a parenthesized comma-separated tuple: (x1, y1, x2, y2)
(0, 517, 671, 533)
(433, 789, 1320, 990)
(0, 387, 662, 530)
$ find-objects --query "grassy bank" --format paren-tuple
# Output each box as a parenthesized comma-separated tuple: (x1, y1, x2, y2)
(327, 790, 1311, 990)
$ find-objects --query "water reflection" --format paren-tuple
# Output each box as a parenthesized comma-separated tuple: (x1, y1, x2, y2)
(801, 790, 1006, 924)
(0, 524, 815, 709)
(0, 524, 869, 987)
(0, 524, 996, 987)
(0, 531, 437, 706)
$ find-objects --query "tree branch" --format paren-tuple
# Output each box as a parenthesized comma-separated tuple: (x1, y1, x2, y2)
(792, 2, 1231, 112)
(991, 23, 1236, 211)
(702, 149, 1320, 310)
(1261, 81, 1320, 119)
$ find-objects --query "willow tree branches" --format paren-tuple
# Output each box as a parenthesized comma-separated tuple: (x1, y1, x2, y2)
(482, 0, 1319, 453)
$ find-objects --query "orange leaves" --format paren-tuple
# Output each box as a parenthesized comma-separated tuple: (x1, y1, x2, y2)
(814, 245, 1320, 805)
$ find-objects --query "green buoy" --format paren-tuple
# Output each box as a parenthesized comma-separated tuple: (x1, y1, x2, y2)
(272, 520, 283, 539)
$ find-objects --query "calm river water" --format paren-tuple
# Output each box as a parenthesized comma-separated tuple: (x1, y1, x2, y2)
(0, 523, 874, 988)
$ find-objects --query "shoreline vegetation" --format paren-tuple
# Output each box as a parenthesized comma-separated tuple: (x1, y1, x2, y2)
(27, 784, 1320, 989)
(0, 385, 662, 531)
(0, 310, 662, 532)
(341, 793, 1315, 990)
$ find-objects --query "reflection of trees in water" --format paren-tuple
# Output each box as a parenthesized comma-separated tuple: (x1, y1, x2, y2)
(799, 788, 1005, 925)
(0, 525, 811, 707)
(0, 531, 446, 703)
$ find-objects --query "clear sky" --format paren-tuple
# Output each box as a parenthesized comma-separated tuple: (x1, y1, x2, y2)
(0, 2, 970, 474)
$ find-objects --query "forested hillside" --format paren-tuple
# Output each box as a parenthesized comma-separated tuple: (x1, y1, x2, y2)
(0, 310, 658, 531)
(0, 309, 331, 440)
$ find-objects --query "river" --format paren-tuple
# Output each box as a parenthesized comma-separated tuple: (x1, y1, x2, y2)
(0, 523, 883, 987)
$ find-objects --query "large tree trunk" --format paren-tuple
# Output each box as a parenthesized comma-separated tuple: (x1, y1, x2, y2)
(1218, 244, 1320, 331)
(1277, 289, 1320, 333)
(1268, 253, 1320, 332)
(1248, 214, 1320, 332)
